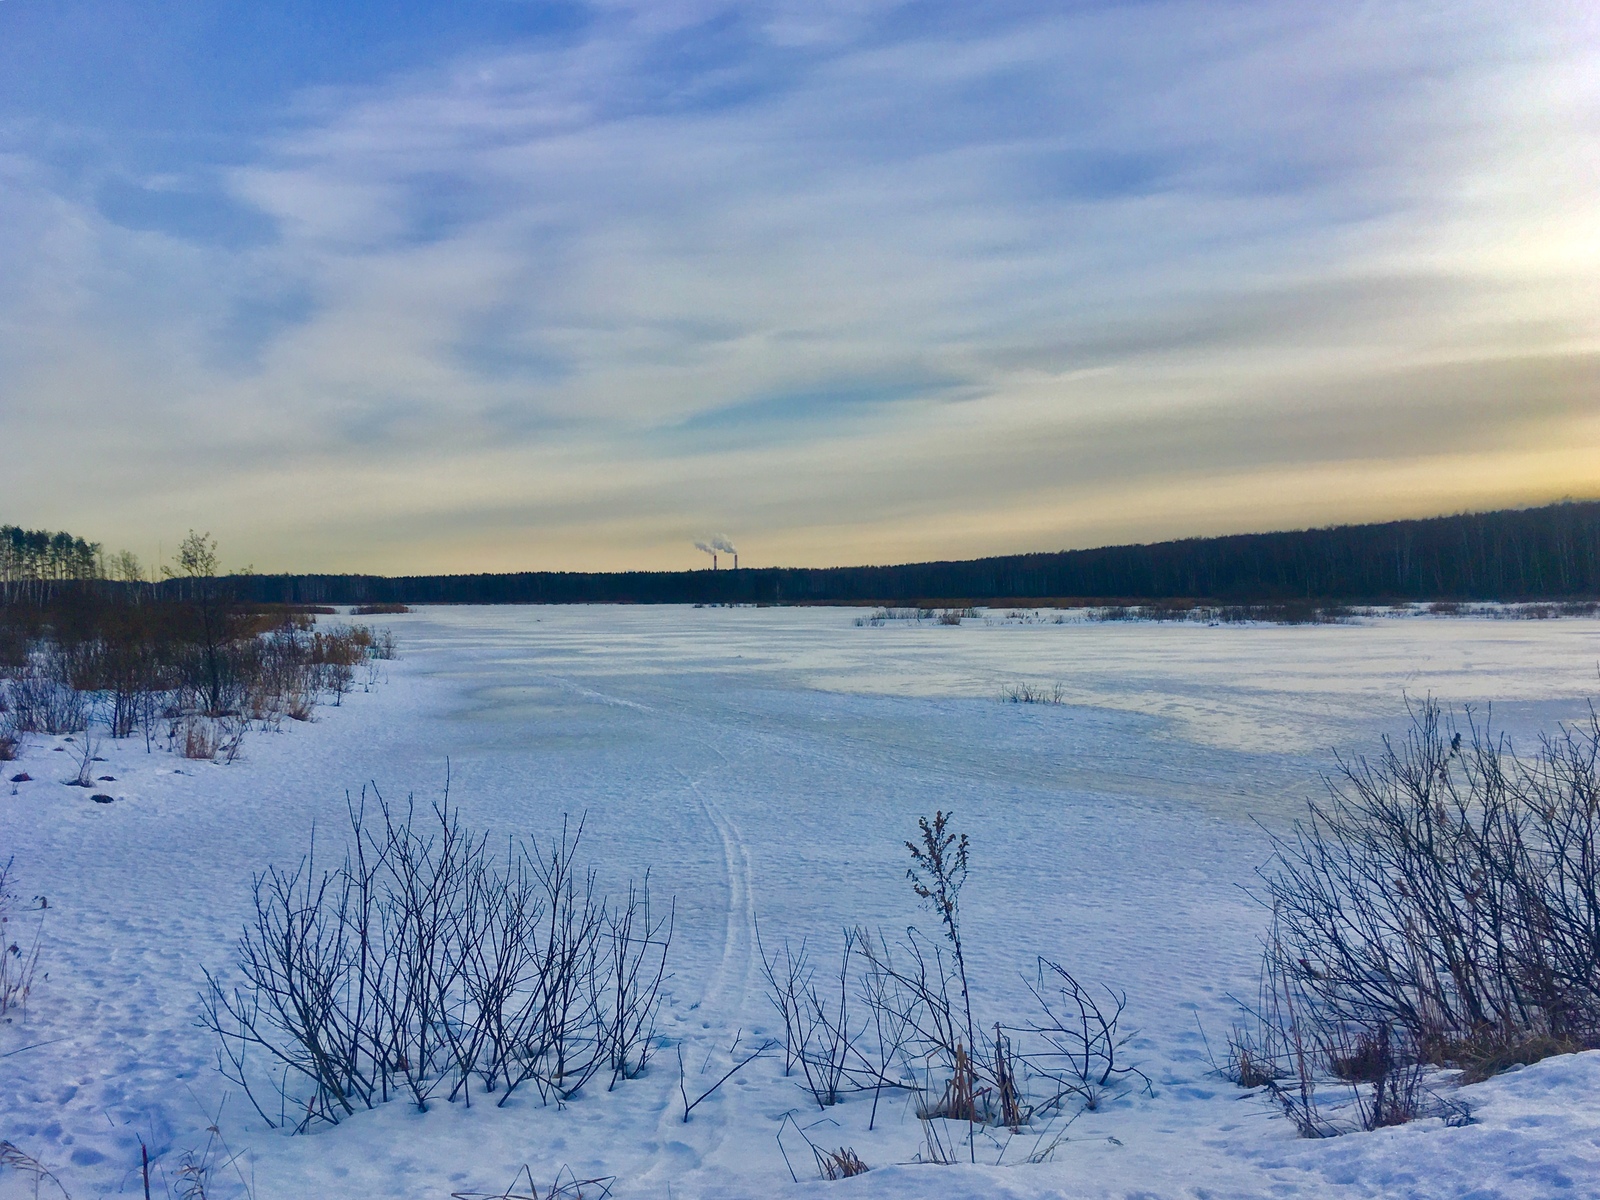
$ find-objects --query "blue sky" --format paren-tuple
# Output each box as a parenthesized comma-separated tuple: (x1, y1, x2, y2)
(1, 1, 1596, 572)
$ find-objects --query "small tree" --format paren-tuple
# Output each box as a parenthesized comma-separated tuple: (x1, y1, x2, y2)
(108, 549, 145, 583)
(164, 531, 230, 714)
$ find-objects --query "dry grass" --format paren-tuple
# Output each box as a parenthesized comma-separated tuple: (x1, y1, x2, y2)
(182, 718, 218, 760)
(1327, 1027, 1394, 1084)
(285, 685, 315, 722)
(815, 1147, 870, 1179)
(0, 1140, 71, 1198)
(1225, 1037, 1281, 1089)
(1453, 1032, 1589, 1085)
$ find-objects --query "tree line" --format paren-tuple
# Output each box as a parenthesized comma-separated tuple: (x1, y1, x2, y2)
(213, 501, 1600, 606)
(0, 525, 100, 602)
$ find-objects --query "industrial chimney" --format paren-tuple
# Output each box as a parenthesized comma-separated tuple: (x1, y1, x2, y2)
(695, 536, 736, 572)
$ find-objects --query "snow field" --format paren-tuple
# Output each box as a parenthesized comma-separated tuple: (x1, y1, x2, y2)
(4, 605, 1600, 1198)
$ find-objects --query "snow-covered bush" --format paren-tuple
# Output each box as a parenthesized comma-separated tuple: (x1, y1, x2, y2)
(5, 650, 87, 736)
(1244, 699, 1600, 1134)
(201, 797, 672, 1131)
(0, 691, 16, 760)
(1263, 700, 1600, 1067)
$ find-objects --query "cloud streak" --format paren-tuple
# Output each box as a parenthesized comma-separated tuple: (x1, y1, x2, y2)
(0, 1, 1595, 571)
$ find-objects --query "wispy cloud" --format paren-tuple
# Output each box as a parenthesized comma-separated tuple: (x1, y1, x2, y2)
(0, 1, 1595, 570)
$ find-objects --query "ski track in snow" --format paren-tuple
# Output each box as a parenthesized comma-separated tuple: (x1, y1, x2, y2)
(5, 605, 1600, 1200)
(548, 676, 658, 713)
(677, 760, 755, 1019)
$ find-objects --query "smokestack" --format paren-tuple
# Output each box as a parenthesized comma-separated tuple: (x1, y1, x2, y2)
(695, 536, 737, 572)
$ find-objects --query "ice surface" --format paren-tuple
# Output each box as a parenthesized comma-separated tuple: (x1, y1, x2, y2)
(3, 606, 1599, 1198)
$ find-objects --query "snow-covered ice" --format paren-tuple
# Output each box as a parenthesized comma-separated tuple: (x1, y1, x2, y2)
(4, 605, 1600, 1198)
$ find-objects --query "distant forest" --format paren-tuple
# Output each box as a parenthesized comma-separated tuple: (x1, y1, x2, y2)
(199, 501, 1600, 606)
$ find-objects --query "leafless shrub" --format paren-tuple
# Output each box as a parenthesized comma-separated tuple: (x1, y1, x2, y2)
(760, 929, 914, 1120)
(377, 629, 398, 660)
(859, 931, 981, 1121)
(1204, 940, 1294, 1094)
(758, 929, 809, 1078)
(1000, 682, 1065, 705)
(853, 607, 941, 627)
(1085, 601, 1351, 625)
(201, 794, 672, 1131)
(65, 722, 100, 786)
(1241, 911, 1470, 1139)
(0, 568, 397, 771)
(320, 661, 354, 706)
(764, 811, 1145, 1143)
(450, 1163, 614, 1200)
(1223, 1031, 1281, 1090)
(6, 651, 86, 735)
(0, 730, 17, 761)
(1, 858, 45, 1019)
(1256, 933, 1338, 1139)
(1023, 960, 1149, 1110)
(1263, 699, 1600, 1062)
(1316, 1022, 1429, 1130)
(600, 877, 672, 1089)
(284, 684, 315, 722)
(215, 714, 250, 763)
(526, 818, 609, 1103)
(353, 603, 410, 615)
(133, 686, 171, 752)
(676, 1031, 776, 1122)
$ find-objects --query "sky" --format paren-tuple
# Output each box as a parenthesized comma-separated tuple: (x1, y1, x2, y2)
(0, 1, 1596, 574)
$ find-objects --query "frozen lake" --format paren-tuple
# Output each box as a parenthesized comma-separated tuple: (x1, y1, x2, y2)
(5, 606, 1600, 1198)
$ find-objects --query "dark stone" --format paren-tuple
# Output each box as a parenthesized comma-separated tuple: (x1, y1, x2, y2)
(9, 773, 30, 782)
(91, 793, 115, 804)
(99, 775, 116, 781)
